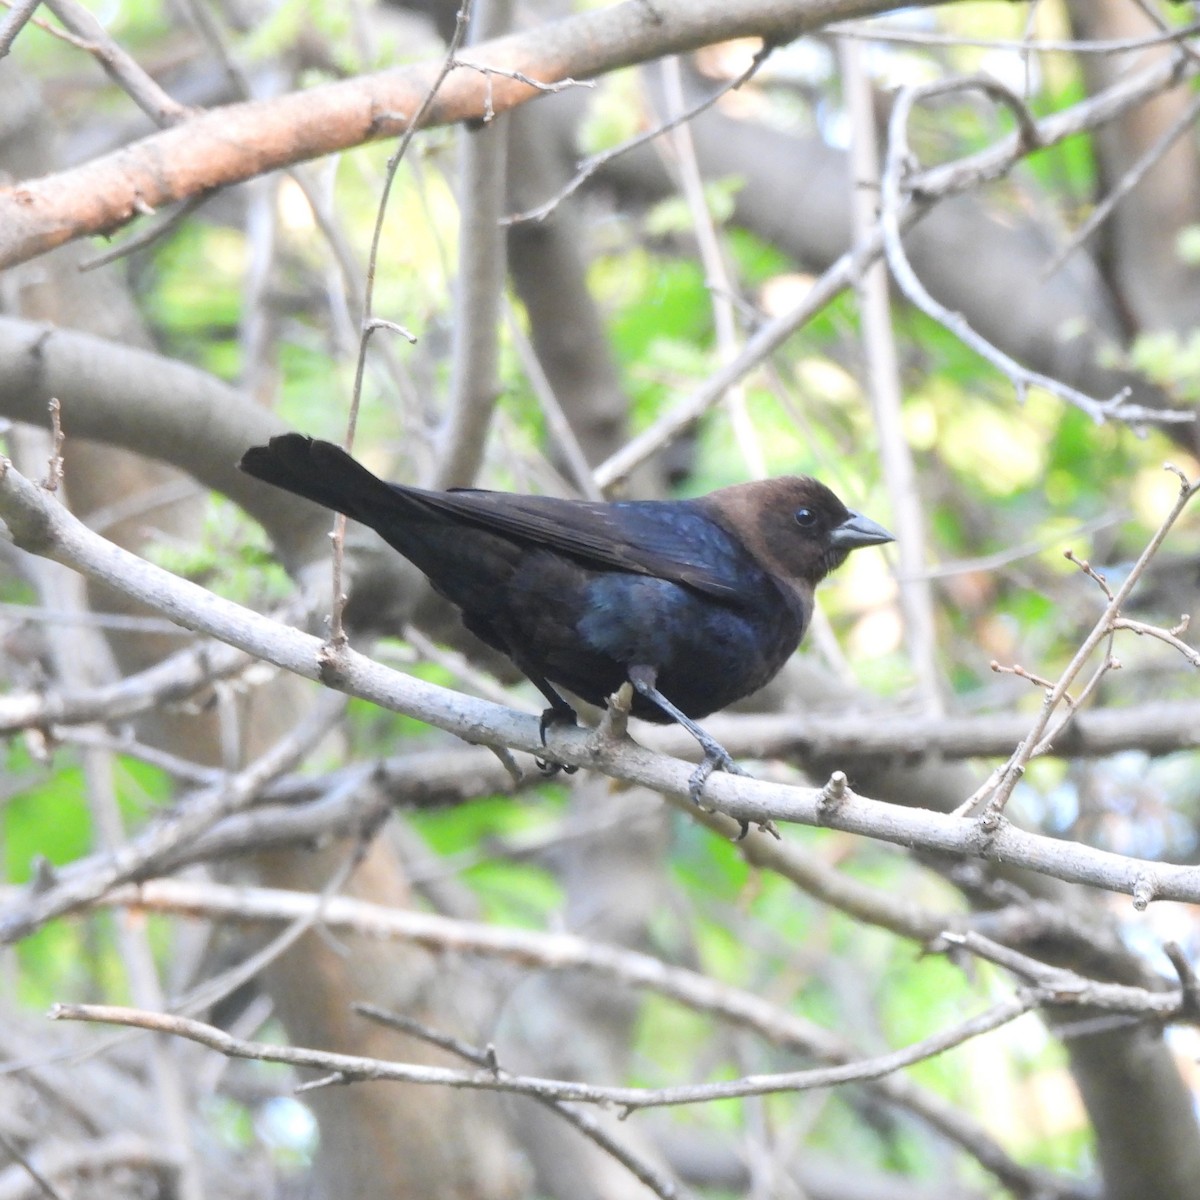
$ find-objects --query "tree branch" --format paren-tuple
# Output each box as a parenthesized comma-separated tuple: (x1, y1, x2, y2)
(3, 454, 1200, 916)
(45, 995, 1068, 1117)
(0, 0, 922, 269)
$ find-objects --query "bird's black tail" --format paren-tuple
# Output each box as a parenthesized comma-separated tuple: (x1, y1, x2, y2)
(238, 434, 409, 528)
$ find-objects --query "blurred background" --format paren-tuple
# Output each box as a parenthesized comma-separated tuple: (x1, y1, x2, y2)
(1, 1, 1199, 1198)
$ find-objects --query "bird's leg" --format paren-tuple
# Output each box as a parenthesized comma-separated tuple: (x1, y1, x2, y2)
(627, 664, 751, 837)
(527, 673, 579, 777)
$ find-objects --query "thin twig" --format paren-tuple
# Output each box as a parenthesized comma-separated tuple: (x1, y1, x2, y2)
(0, 1128, 68, 1200)
(1063, 548, 1115, 600)
(355, 1004, 695, 1200)
(593, 220, 901, 491)
(41, 0, 189, 125)
(49, 994, 1041, 1110)
(0, 0, 45, 57)
(941, 931, 1187, 1020)
(503, 40, 777, 226)
(0, 688, 349, 943)
(840, 34, 941, 712)
(0, 639, 251, 735)
(968, 468, 1200, 818)
(174, 830, 380, 1017)
(434, 0, 514, 490)
(78, 196, 211, 271)
(881, 74, 1157, 427)
(1042, 89, 1200, 281)
(503, 304, 604, 499)
(659, 57, 765, 480)
(826, 18, 1200, 55)
(332, 0, 476, 645)
(1111, 617, 1200, 668)
(448, 61, 593, 96)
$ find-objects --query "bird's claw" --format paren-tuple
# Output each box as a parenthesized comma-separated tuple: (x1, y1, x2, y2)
(687, 750, 752, 839)
(536, 706, 579, 778)
(534, 757, 579, 778)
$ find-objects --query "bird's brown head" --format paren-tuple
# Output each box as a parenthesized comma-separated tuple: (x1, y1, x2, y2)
(700, 476, 893, 602)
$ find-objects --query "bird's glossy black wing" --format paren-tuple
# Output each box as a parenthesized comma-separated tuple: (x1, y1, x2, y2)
(240, 435, 755, 600)
(398, 486, 752, 600)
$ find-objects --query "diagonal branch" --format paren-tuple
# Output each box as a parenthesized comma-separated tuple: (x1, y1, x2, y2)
(4, 454, 1200, 914)
(0, 0, 919, 269)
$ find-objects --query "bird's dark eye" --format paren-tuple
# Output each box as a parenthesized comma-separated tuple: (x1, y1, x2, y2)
(794, 507, 818, 528)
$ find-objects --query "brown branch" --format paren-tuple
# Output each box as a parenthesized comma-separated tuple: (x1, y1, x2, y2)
(0, 0, 910, 269)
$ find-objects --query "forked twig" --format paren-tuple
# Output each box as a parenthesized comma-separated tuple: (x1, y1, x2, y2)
(880, 75, 1193, 428)
(502, 41, 777, 226)
(966, 467, 1200, 820)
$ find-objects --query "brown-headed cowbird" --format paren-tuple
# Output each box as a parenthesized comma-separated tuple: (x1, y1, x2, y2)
(239, 434, 893, 818)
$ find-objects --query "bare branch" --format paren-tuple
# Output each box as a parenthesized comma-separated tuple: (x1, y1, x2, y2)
(333, 1, 477, 645)
(0, 0, 44, 58)
(1041, 89, 1200, 282)
(969, 467, 1200, 819)
(40, 0, 189, 125)
(46, 995, 1046, 1111)
(503, 39, 775, 226)
(0, 654, 348, 941)
(827, 16, 1200, 55)
(880, 75, 1173, 427)
(1111, 616, 1200, 668)
(356, 1003, 695, 1200)
(594, 48, 1198, 489)
(0, 1136, 178, 1200)
(0, 639, 252, 735)
(840, 34, 941, 710)
(3, 455, 1200, 917)
(0, 0, 912, 269)
(0, 1128, 68, 1200)
(434, 0, 511, 490)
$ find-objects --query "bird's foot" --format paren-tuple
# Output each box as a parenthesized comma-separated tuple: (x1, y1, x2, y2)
(626, 665, 767, 839)
(687, 745, 754, 837)
(536, 759, 578, 778)
(535, 705, 579, 777)
(689, 739, 779, 840)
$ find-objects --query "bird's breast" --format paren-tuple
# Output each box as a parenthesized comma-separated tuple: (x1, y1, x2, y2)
(576, 573, 804, 719)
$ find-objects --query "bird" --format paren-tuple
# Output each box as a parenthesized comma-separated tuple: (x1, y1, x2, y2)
(239, 434, 893, 828)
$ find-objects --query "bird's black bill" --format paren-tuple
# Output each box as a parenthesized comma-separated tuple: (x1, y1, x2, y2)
(829, 511, 895, 549)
